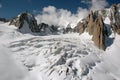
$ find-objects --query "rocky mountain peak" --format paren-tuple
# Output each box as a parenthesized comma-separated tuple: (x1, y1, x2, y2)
(9, 12, 39, 32)
(86, 10, 95, 35)
(92, 15, 106, 50)
(111, 4, 117, 12)
(88, 11, 107, 50)
(7, 3, 120, 50)
(38, 23, 58, 34)
(75, 3, 120, 50)
(9, 12, 60, 34)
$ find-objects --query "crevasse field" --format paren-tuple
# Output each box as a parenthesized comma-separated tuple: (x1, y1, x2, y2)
(0, 22, 120, 80)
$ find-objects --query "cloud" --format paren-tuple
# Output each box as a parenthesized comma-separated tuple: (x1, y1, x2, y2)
(0, 3, 2, 8)
(35, 6, 89, 28)
(81, 0, 108, 11)
(90, 0, 108, 11)
(35, 0, 109, 28)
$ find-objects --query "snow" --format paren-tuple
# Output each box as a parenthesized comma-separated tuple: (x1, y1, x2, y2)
(19, 20, 32, 33)
(0, 22, 120, 80)
(86, 34, 120, 80)
(104, 17, 111, 25)
(0, 46, 27, 80)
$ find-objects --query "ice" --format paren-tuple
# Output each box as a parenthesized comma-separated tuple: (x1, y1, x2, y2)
(0, 21, 120, 80)
(0, 46, 27, 80)
(104, 17, 111, 25)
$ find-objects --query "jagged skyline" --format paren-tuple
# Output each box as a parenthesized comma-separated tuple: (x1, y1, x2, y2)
(0, 1, 120, 80)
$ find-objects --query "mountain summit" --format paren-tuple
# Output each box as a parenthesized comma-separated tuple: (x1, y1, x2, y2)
(9, 12, 39, 33)
(0, 3, 120, 80)
(7, 3, 120, 50)
(75, 3, 120, 50)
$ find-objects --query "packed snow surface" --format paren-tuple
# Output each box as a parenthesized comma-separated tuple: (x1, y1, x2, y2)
(0, 22, 120, 80)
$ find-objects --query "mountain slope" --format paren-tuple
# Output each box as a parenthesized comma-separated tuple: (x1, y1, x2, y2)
(9, 32, 103, 80)
(0, 22, 120, 80)
(75, 3, 120, 50)
(0, 3, 120, 80)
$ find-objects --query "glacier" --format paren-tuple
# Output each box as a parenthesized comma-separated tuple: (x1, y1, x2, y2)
(0, 21, 120, 80)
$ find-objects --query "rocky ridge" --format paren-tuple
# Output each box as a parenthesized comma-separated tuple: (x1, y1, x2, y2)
(75, 3, 120, 50)
(7, 3, 120, 50)
(9, 12, 59, 34)
(0, 18, 8, 22)
(9, 12, 39, 32)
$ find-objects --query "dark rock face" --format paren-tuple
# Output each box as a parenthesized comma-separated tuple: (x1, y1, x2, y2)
(75, 3, 120, 50)
(38, 23, 58, 34)
(9, 12, 59, 34)
(74, 19, 88, 34)
(75, 11, 107, 50)
(63, 27, 73, 34)
(0, 18, 8, 22)
(110, 4, 120, 34)
(92, 16, 106, 50)
(87, 11, 95, 35)
(9, 12, 39, 32)
(87, 11, 107, 50)
(61, 24, 74, 34)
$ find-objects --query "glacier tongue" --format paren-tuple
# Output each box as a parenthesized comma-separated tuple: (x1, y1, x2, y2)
(9, 33, 103, 80)
(0, 22, 120, 80)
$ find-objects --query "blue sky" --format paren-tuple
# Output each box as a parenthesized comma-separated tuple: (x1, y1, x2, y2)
(0, 0, 119, 18)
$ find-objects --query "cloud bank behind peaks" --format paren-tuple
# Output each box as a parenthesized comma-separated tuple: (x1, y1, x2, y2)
(35, 0, 109, 27)
(35, 6, 89, 28)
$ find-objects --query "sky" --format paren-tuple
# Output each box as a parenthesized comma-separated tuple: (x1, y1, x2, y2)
(0, 0, 119, 19)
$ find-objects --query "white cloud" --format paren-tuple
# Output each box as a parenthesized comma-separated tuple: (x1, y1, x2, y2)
(90, 0, 108, 11)
(35, 0, 109, 27)
(81, 0, 108, 11)
(35, 6, 89, 28)
(0, 4, 2, 8)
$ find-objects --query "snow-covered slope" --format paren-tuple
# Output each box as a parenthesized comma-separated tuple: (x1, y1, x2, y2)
(0, 22, 29, 80)
(1, 21, 120, 80)
(9, 32, 103, 80)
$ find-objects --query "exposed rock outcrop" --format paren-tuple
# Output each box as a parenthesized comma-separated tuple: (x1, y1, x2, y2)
(75, 3, 120, 50)
(75, 11, 107, 50)
(87, 11, 95, 35)
(0, 18, 8, 22)
(92, 16, 106, 50)
(9, 12, 59, 34)
(7, 3, 120, 50)
(38, 23, 58, 34)
(9, 12, 39, 32)
(110, 4, 120, 34)
(74, 19, 88, 34)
